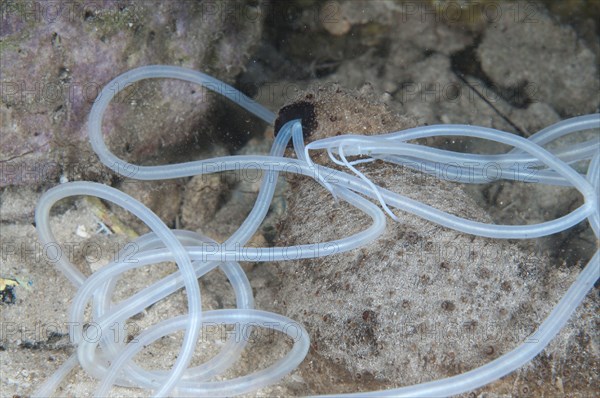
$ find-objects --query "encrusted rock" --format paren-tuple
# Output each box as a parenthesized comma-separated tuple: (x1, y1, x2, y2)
(269, 88, 598, 395)
(1, 0, 264, 187)
(477, 4, 600, 116)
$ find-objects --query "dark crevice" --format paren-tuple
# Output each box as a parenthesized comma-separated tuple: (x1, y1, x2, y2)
(450, 37, 530, 135)
(451, 39, 535, 110)
(252, 3, 369, 82)
(374, 38, 392, 58)
(210, 100, 267, 151)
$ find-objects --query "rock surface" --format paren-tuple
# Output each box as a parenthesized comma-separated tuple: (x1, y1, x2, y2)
(477, 4, 600, 116)
(1, 0, 264, 188)
(1, 1, 598, 397)
(272, 160, 598, 395)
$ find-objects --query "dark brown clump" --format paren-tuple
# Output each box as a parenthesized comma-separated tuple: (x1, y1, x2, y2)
(274, 100, 318, 141)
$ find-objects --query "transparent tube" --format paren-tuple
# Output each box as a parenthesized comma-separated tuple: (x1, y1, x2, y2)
(33, 65, 599, 397)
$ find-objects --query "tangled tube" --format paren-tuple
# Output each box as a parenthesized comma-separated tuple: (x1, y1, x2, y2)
(34, 65, 599, 397)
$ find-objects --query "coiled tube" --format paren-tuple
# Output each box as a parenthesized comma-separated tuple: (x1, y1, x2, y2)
(34, 65, 599, 397)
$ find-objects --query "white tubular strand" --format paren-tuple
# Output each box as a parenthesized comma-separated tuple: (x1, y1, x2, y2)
(33, 65, 599, 397)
